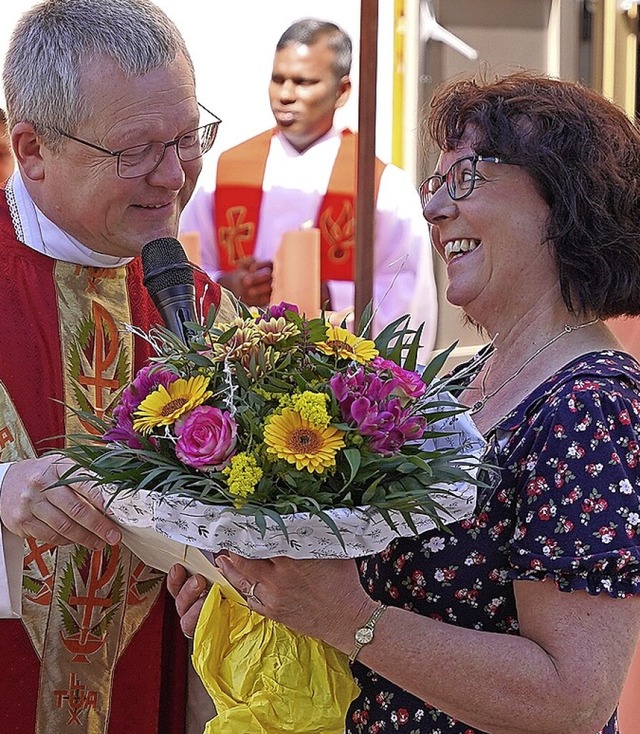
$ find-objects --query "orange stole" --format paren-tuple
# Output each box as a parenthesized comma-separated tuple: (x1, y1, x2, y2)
(214, 128, 385, 281)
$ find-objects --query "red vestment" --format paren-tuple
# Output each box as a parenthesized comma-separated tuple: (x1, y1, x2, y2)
(0, 190, 224, 734)
(214, 128, 386, 281)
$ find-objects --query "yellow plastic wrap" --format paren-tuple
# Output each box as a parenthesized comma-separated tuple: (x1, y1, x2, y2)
(192, 583, 360, 733)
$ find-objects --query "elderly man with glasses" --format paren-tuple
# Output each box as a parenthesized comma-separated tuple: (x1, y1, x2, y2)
(0, 1, 237, 733)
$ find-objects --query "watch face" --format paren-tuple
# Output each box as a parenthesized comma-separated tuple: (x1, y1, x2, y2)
(355, 627, 374, 645)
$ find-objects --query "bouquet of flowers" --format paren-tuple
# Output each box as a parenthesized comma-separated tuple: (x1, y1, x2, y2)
(63, 301, 485, 734)
(65, 301, 482, 557)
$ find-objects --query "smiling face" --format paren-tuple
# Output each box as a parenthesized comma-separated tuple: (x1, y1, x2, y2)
(25, 52, 201, 258)
(268, 40, 351, 152)
(423, 140, 556, 328)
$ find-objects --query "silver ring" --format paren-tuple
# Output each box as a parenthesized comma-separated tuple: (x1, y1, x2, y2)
(246, 580, 263, 606)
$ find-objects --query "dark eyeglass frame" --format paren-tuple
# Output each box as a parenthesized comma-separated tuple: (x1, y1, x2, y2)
(419, 155, 508, 210)
(52, 102, 222, 179)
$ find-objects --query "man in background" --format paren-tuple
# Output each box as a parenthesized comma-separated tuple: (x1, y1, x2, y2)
(0, 1, 235, 731)
(180, 17, 437, 345)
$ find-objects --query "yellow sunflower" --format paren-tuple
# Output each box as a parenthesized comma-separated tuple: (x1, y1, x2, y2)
(133, 375, 212, 434)
(316, 325, 378, 364)
(264, 408, 345, 473)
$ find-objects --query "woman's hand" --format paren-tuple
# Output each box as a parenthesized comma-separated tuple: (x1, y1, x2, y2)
(215, 553, 377, 648)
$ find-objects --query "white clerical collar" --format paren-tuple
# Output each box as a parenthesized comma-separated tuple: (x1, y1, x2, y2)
(6, 171, 133, 268)
(275, 126, 341, 156)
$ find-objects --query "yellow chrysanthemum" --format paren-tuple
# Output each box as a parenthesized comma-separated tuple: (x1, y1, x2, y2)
(133, 375, 212, 434)
(264, 408, 345, 473)
(291, 391, 330, 427)
(316, 326, 378, 364)
(222, 452, 263, 508)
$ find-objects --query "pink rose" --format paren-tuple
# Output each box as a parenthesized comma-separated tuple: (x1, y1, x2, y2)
(175, 406, 237, 469)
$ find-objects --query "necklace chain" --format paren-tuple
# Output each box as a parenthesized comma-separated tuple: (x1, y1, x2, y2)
(470, 319, 599, 415)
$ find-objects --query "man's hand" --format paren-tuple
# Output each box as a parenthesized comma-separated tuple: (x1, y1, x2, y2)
(218, 257, 273, 306)
(168, 564, 209, 638)
(0, 455, 122, 549)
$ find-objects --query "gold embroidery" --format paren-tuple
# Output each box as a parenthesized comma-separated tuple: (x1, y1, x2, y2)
(74, 265, 118, 294)
(219, 206, 255, 265)
(0, 425, 13, 450)
(319, 201, 355, 263)
(24, 539, 56, 607)
(70, 301, 127, 429)
(58, 545, 123, 664)
(28, 262, 163, 733)
(53, 673, 99, 725)
(0, 381, 36, 463)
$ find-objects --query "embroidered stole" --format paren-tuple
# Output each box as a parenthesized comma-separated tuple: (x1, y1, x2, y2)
(214, 129, 386, 281)
(0, 261, 165, 733)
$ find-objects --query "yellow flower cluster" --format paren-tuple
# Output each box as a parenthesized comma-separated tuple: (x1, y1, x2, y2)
(222, 452, 263, 508)
(290, 391, 330, 428)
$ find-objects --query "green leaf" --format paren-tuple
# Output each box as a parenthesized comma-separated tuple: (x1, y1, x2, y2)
(260, 507, 291, 541)
(312, 509, 346, 550)
(420, 342, 458, 386)
(356, 301, 374, 339)
(342, 448, 361, 489)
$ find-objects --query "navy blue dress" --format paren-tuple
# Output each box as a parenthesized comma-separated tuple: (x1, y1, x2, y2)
(348, 351, 640, 734)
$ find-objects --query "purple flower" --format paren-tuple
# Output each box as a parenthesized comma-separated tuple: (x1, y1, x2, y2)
(371, 357, 426, 400)
(174, 406, 237, 470)
(104, 365, 178, 448)
(257, 302, 299, 322)
(330, 366, 425, 455)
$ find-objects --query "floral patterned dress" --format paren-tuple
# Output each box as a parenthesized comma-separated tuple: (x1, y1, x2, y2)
(348, 350, 640, 734)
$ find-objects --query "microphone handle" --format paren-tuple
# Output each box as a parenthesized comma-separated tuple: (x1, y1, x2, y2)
(152, 283, 197, 345)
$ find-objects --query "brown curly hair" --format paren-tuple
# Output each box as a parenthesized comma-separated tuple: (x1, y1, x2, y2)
(426, 72, 640, 318)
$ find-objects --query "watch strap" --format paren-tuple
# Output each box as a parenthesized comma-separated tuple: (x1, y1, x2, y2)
(348, 603, 388, 663)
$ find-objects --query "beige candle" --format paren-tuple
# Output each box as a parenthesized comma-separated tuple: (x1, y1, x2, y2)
(271, 226, 321, 318)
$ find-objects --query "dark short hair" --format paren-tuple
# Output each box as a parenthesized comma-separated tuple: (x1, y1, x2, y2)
(426, 72, 640, 319)
(276, 18, 352, 79)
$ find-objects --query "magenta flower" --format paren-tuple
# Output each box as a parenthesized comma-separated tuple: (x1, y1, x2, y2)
(330, 366, 426, 455)
(105, 365, 178, 448)
(257, 302, 299, 322)
(371, 357, 426, 400)
(175, 406, 238, 469)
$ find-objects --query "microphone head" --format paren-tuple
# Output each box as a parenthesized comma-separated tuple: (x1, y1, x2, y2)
(141, 237, 194, 297)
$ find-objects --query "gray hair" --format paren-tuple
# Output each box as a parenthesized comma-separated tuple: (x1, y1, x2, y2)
(3, 0, 194, 149)
(276, 18, 352, 79)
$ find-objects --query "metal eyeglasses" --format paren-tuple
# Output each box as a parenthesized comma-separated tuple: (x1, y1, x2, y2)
(53, 102, 222, 179)
(419, 155, 508, 210)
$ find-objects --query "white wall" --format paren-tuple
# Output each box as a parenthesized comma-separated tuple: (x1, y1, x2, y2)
(0, 0, 396, 183)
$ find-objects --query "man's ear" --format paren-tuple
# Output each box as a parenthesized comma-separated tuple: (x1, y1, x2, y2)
(335, 76, 352, 110)
(12, 122, 46, 180)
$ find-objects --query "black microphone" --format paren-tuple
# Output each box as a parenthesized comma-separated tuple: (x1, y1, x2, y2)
(141, 237, 197, 345)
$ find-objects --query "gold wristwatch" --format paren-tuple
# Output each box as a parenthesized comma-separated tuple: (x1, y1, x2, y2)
(348, 603, 388, 663)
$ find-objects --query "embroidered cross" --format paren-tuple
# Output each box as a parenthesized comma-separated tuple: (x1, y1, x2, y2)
(219, 206, 255, 265)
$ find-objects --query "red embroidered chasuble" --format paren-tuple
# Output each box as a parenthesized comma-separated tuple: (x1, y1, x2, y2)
(0, 191, 223, 734)
(214, 128, 386, 281)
